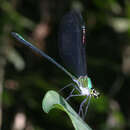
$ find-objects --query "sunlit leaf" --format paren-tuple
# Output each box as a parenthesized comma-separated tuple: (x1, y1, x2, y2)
(42, 90, 92, 130)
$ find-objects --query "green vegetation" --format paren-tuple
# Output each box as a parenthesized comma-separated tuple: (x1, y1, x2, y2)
(0, 0, 130, 130)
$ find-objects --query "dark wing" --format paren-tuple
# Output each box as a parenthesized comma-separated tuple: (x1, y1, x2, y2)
(58, 10, 87, 77)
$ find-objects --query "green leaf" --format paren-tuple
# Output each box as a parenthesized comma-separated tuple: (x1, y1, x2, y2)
(42, 90, 92, 130)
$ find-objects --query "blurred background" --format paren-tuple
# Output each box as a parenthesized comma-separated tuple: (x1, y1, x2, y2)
(0, 0, 130, 130)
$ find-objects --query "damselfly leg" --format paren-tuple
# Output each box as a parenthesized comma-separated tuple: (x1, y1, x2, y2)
(66, 94, 83, 101)
(66, 93, 91, 119)
(79, 96, 88, 118)
(67, 88, 75, 99)
(59, 83, 81, 100)
(79, 96, 91, 119)
(59, 83, 80, 92)
(84, 97, 91, 119)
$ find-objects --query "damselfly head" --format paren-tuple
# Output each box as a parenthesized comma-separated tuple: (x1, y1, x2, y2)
(91, 88, 100, 98)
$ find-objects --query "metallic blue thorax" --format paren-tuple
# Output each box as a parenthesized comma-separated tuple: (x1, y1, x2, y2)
(77, 76, 92, 89)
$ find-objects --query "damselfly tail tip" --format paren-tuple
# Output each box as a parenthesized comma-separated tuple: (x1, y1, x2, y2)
(11, 32, 24, 42)
(11, 32, 16, 36)
(11, 32, 19, 39)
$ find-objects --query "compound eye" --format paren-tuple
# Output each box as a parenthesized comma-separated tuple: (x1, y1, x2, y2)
(92, 89, 96, 93)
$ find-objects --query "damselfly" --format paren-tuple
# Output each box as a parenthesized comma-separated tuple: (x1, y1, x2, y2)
(11, 10, 99, 120)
